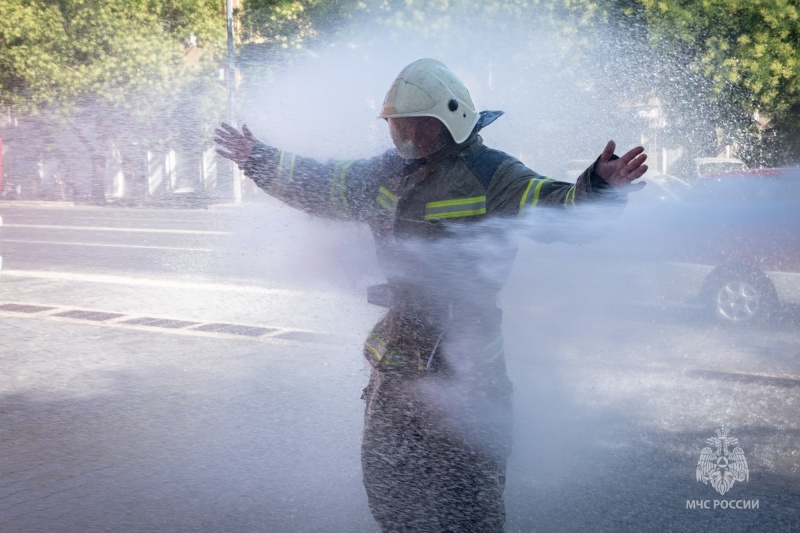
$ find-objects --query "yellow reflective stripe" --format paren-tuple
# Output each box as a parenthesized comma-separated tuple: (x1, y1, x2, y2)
(365, 336, 399, 366)
(330, 161, 343, 210)
(376, 187, 398, 211)
(277, 151, 286, 176)
(425, 208, 486, 220)
(563, 185, 576, 205)
(518, 179, 536, 218)
(486, 334, 503, 350)
(531, 178, 548, 207)
(483, 334, 504, 363)
(288, 153, 297, 181)
(330, 160, 355, 216)
(366, 342, 395, 364)
(268, 151, 289, 193)
(379, 186, 397, 202)
(484, 348, 504, 363)
(366, 345, 398, 366)
(424, 196, 486, 220)
(339, 160, 355, 216)
(519, 177, 552, 216)
(427, 196, 485, 208)
(365, 342, 381, 360)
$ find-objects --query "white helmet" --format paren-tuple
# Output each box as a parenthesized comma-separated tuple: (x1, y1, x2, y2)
(380, 59, 479, 144)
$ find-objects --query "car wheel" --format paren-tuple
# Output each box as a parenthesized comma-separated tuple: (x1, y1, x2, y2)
(703, 266, 777, 324)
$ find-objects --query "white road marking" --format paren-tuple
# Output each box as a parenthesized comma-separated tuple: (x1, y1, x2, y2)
(1, 239, 215, 252)
(0, 269, 308, 296)
(2, 224, 231, 235)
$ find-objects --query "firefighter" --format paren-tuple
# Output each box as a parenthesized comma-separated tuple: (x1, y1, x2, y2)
(215, 58, 647, 532)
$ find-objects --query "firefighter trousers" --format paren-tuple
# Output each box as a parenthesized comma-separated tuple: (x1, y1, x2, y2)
(361, 370, 512, 533)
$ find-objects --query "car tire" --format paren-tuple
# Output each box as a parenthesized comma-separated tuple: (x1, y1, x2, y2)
(701, 265, 778, 324)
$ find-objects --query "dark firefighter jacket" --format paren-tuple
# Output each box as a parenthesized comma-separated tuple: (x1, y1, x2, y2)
(242, 114, 626, 382)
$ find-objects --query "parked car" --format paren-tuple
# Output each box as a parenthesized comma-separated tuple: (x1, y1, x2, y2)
(655, 168, 800, 323)
(693, 157, 748, 179)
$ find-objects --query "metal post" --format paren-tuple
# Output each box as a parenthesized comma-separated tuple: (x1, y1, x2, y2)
(226, 0, 241, 204)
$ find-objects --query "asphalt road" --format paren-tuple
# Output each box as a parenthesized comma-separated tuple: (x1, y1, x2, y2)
(1, 201, 799, 532)
(0, 203, 238, 277)
(0, 200, 383, 290)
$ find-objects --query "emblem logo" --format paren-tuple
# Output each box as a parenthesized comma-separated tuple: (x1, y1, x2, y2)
(696, 427, 749, 495)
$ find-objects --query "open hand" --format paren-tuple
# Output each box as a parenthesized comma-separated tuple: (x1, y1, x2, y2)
(595, 140, 648, 191)
(214, 123, 257, 167)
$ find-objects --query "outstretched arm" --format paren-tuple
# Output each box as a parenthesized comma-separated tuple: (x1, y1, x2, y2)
(484, 141, 648, 244)
(213, 122, 402, 222)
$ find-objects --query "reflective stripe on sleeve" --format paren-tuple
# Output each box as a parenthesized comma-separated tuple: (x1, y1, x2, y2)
(424, 196, 486, 221)
(288, 153, 297, 181)
(518, 179, 535, 214)
(330, 160, 356, 216)
(277, 151, 285, 176)
(518, 177, 552, 217)
(563, 185, 576, 205)
(275, 151, 296, 182)
(376, 186, 398, 211)
(269, 151, 294, 193)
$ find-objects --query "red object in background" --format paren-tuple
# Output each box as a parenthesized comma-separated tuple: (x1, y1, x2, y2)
(711, 167, 790, 178)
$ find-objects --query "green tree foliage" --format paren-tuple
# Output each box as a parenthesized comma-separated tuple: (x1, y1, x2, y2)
(239, 0, 349, 49)
(349, 0, 800, 162)
(637, 0, 800, 118)
(0, 0, 228, 200)
(0, 0, 225, 113)
(9, 0, 792, 127)
(627, 0, 800, 163)
(3, 0, 799, 168)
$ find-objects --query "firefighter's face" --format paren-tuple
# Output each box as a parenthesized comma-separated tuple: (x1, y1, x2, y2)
(387, 117, 448, 159)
